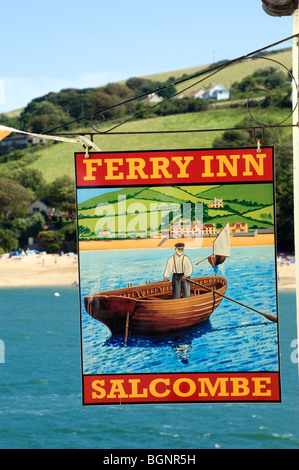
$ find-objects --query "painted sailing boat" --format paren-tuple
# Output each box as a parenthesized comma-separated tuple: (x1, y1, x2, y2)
(208, 222, 230, 267)
(195, 222, 230, 267)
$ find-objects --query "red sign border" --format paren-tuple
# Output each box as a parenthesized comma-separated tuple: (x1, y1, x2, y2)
(76, 146, 280, 406)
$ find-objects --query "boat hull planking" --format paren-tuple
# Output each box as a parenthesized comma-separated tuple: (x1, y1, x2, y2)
(84, 276, 227, 337)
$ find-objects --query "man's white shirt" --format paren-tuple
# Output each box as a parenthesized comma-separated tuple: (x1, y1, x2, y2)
(163, 253, 193, 279)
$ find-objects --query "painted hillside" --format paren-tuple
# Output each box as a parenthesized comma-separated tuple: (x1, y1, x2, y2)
(77, 183, 274, 240)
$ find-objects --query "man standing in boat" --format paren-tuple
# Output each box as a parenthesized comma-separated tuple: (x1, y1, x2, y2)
(163, 242, 193, 299)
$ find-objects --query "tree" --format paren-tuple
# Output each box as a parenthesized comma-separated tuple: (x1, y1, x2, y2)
(37, 230, 65, 253)
(46, 175, 75, 218)
(0, 177, 34, 220)
(0, 227, 19, 253)
(264, 70, 285, 89)
(15, 168, 46, 194)
(11, 213, 45, 247)
(212, 116, 283, 148)
(275, 138, 294, 252)
(101, 83, 136, 117)
(20, 101, 71, 133)
(157, 84, 177, 100)
(126, 77, 151, 90)
(238, 76, 256, 93)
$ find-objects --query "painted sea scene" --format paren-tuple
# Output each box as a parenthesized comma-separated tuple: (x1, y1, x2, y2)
(77, 180, 279, 379)
(79, 245, 279, 375)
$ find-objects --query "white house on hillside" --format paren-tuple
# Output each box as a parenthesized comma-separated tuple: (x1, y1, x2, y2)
(202, 83, 230, 101)
(188, 88, 206, 99)
(144, 92, 163, 103)
(29, 200, 54, 217)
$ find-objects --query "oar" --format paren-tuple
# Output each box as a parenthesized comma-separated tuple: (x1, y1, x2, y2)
(187, 278, 277, 323)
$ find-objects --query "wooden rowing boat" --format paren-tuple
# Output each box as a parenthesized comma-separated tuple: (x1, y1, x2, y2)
(84, 275, 227, 337)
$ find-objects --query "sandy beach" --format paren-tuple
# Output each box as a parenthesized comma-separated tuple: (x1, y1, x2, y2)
(0, 253, 79, 287)
(277, 259, 296, 290)
(0, 236, 296, 289)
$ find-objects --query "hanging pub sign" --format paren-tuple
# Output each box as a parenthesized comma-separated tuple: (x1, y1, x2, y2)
(75, 147, 281, 405)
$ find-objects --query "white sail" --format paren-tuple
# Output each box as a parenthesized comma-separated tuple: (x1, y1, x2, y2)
(213, 222, 230, 258)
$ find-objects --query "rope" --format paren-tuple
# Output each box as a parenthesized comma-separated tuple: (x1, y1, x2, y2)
(0, 125, 101, 152)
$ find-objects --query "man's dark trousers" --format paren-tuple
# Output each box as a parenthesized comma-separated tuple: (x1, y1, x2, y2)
(172, 273, 190, 299)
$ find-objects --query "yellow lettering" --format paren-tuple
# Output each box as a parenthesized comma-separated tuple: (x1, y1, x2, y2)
(91, 379, 106, 399)
(230, 377, 250, 396)
(150, 157, 172, 179)
(149, 378, 170, 398)
(171, 156, 194, 178)
(128, 379, 148, 398)
(173, 378, 196, 397)
(198, 377, 229, 397)
(252, 377, 272, 396)
(126, 158, 148, 179)
(83, 159, 102, 181)
(243, 153, 266, 176)
(201, 155, 214, 177)
(107, 380, 128, 398)
(104, 158, 124, 180)
(216, 154, 240, 177)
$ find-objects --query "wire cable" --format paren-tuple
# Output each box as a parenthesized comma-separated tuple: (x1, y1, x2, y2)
(42, 33, 298, 136)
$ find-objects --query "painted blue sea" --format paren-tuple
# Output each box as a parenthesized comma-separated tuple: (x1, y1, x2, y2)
(1, 248, 299, 449)
(79, 245, 279, 375)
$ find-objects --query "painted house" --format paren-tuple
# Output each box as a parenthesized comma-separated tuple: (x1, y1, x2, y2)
(169, 219, 203, 238)
(170, 219, 191, 238)
(230, 222, 248, 233)
(203, 224, 216, 234)
(190, 221, 203, 237)
(208, 198, 223, 208)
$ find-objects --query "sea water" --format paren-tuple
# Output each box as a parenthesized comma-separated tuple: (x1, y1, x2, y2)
(0, 254, 299, 448)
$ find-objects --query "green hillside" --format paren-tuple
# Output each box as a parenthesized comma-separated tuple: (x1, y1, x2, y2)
(199, 183, 274, 205)
(0, 105, 291, 184)
(130, 48, 292, 93)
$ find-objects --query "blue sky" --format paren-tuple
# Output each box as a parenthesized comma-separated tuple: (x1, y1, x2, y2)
(0, 0, 293, 113)
(77, 188, 122, 205)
